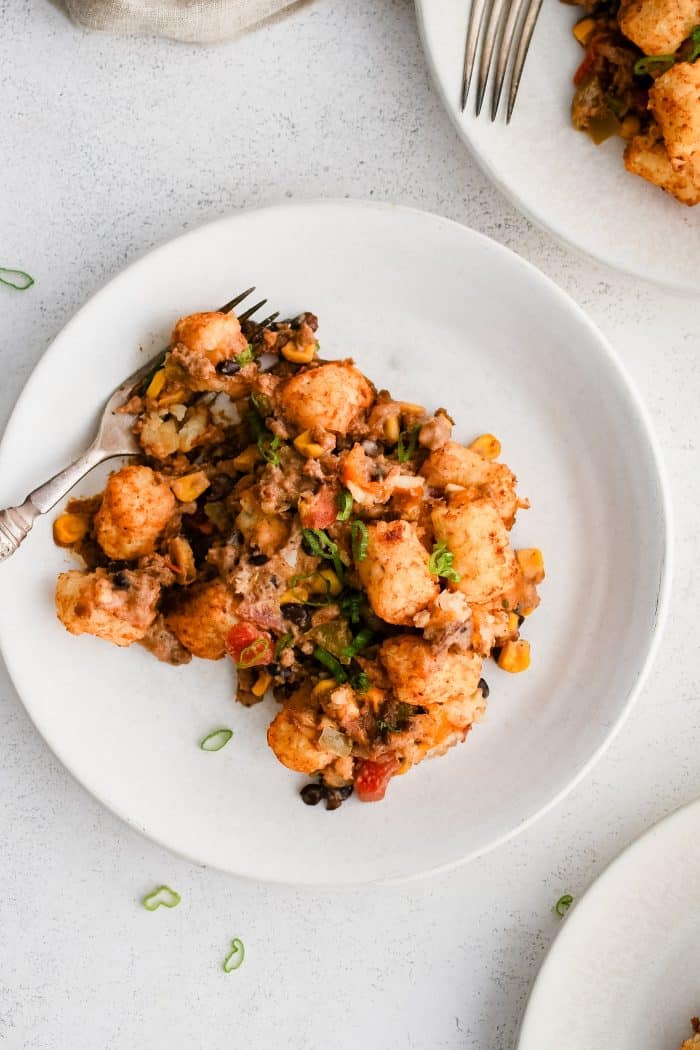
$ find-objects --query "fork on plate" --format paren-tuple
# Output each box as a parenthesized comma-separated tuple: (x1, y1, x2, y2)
(461, 0, 543, 122)
(0, 286, 278, 563)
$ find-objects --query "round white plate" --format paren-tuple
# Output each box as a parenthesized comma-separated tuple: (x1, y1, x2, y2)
(416, 1, 700, 291)
(519, 797, 700, 1050)
(0, 200, 670, 884)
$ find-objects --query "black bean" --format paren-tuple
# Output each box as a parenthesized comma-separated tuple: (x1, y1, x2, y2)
(300, 783, 324, 806)
(517, 613, 525, 627)
(283, 605, 312, 630)
(207, 475, 235, 501)
(478, 677, 490, 699)
(266, 662, 281, 677)
(216, 358, 241, 375)
(491, 647, 502, 662)
(112, 571, 130, 590)
(336, 785, 354, 800)
(249, 553, 268, 565)
(325, 792, 342, 811)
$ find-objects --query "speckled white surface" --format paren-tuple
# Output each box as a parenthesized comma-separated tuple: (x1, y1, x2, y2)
(0, 1, 698, 1048)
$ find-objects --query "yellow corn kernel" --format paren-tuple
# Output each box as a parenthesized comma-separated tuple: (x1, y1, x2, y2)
(252, 671, 272, 698)
(497, 639, 531, 673)
(521, 606, 536, 618)
(573, 16, 595, 45)
(307, 569, 342, 597)
(171, 471, 211, 502)
(294, 430, 325, 458)
(233, 445, 262, 472)
(168, 536, 196, 583)
(280, 586, 309, 605)
(469, 433, 501, 460)
(53, 513, 89, 547)
(311, 679, 337, 700)
(157, 384, 188, 407)
(507, 612, 520, 635)
(282, 340, 317, 364)
(145, 368, 166, 399)
(516, 547, 545, 583)
(383, 415, 401, 443)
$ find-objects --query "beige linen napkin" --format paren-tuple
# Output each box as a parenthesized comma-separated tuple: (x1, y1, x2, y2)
(64, 0, 305, 42)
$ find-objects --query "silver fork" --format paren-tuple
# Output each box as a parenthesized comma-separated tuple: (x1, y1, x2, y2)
(461, 0, 543, 122)
(0, 286, 279, 563)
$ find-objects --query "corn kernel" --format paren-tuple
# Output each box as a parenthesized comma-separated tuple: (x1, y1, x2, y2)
(383, 415, 401, 443)
(311, 680, 337, 700)
(516, 548, 545, 583)
(521, 606, 536, 618)
(307, 569, 342, 597)
(497, 639, 531, 673)
(282, 340, 317, 364)
(294, 430, 325, 458)
(232, 445, 262, 472)
(158, 384, 188, 407)
(252, 671, 272, 698)
(53, 513, 89, 547)
(280, 586, 309, 605)
(573, 16, 595, 45)
(469, 433, 501, 460)
(145, 368, 166, 399)
(171, 471, 211, 502)
(507, 612, 520, 635)
(168, 536, 196, 583)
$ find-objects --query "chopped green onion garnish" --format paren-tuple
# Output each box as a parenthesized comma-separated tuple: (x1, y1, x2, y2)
(302, 528, 345, 581)
(313, 646, 348, 682)
(688, 25, 700, 61)
(200, 728, 234, 751)
(336, 490, 353, 521)
(351, 520, 368, 563)
(634, 54, 674, 76)
(274, 632, 294, 659)
(0, 267, 34, 291)
(397, 424, 420, 463)
(251, 391, 271, 417)
(339, 592, 363, 624)
(236, 346, 255, 366)
(258, 433, 282, 466)
(429, 541, 461, 583)
(142, 885, 181, 911)
(555, 894, 574, 918)
(502, 598, 510, 610)
(222, 937, 245, 972)
(341, 627, 374, 659)
(352, 671, 370, 693)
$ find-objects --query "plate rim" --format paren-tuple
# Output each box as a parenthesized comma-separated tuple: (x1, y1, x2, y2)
(413, 0, 700, 295)
(0, 198, 674, 884)
(516, 794, 700, 1048)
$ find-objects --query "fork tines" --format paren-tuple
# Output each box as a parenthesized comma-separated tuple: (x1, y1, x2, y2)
(461, 0, 543, 123)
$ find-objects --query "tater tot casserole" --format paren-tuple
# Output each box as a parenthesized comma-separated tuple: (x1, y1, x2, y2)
(566, 0, 700, 204)
(53, 306, 543, 806)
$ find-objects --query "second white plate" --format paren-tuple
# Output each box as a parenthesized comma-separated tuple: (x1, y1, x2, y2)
(0, 201, 670, 883)
(416, 0, 700, 291)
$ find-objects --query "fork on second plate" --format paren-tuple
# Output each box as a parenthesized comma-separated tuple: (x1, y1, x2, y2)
(461, 0, 544, 122)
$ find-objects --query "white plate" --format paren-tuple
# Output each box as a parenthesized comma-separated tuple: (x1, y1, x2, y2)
(0, 200, 670, 884)
(519, 797, 700, 1050)
(416, 1, 700, 291)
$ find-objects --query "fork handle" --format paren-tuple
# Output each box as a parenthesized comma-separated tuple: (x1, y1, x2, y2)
(0, 444, 113, 563)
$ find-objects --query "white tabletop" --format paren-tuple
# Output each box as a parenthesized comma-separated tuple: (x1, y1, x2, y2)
(1, 2, 698, 1047)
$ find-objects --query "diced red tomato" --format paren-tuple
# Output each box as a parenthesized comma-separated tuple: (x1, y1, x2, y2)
(226, 623, 273, 668)
(354, 757, 399, 803)
(298, 487, 338, 530)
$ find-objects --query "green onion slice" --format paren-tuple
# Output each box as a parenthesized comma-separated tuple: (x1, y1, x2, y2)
(142, 885, 181, 911)
(397, 424, 420, 463)
(313, 646, 348, 682)
(200, 728, 234, 751)
(302, 528, 345, 581)
(555, 894, 574, 918)
(341, 627, 374, 659)
(351, 520, 368, 563)
(339, 592, 363, 624)
(336, 490, 353, 521)
(274, 632, 294, 659)
(236, 346, 255, 366)
(633, 54, 674, 76)
(258, 432, 282, 466)
(0, 267, 34, 291)
(688, 25, 700, 62)
(222, 938, 245, 972)
(429, 541, 461, 583)
(352, 671, 370, 693)
(250, 391, 271, 417)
